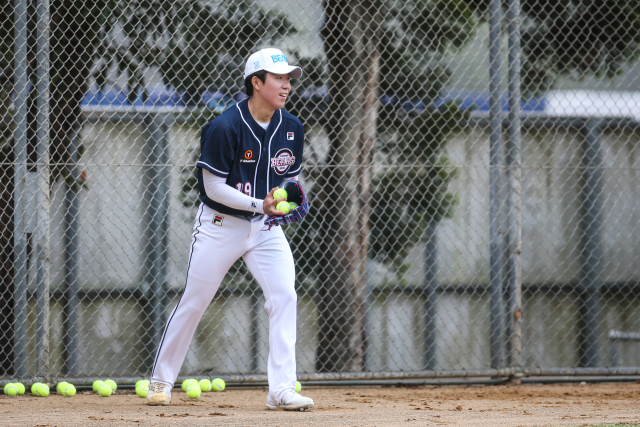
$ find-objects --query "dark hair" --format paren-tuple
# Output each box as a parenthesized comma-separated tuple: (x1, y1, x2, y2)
(244, 70, 268, 97)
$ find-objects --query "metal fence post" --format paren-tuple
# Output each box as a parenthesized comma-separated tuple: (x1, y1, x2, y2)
(35, 0, 51, 380)
(578, 119, 603, 367)
(250, 288, 261, 373)
(506, 0, 523, 378)
(423, 221, 437, 370)
(489, 0, 505, 370)
(364, 260, 372, 372)
(12, 0, 29, 380)
(144, 111, 170, 372)
(63, 127, 81, 375)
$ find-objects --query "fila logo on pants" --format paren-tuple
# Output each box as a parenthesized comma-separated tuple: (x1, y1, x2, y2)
(213, 214, 224, 226)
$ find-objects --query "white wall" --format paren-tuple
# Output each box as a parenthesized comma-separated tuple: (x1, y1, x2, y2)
(36, 118, 640, 377)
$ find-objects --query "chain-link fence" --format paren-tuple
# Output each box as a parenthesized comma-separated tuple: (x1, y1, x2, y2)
(1, 0, 640, 386)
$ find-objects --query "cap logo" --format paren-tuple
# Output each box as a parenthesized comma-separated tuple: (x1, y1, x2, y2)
(271, 54, 287, 64)
(254, 61, 260, 69)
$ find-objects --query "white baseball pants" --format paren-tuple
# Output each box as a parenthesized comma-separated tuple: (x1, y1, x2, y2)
(151, 203, 297, 401)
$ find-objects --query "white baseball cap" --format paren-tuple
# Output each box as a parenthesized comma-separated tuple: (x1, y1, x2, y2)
(243, 48, 302, 80)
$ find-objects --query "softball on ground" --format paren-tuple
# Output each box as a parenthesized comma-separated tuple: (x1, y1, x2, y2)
(60, 383, 76, 397)
(104, 379, 117, 392)
(56, 381, 69, 394)
(185, 381, 201, 399)
(14, 383, 25, 395)
(199, 379, 212, 392)
(98, 383, 112, 397)
(31, 382, 49, 397)
(181, 379, 197, 392)
(295, 381, 302, 393)
(135, 380, 150, 398)
(276, 201, 290, 214)
(212, 378, 225, 392)
(274, 188, 288, 201)
(4, 383, 17, 396)
(92, 380, 103, 392)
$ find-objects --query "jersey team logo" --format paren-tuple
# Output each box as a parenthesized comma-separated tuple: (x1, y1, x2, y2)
(271, 148, 295, 175)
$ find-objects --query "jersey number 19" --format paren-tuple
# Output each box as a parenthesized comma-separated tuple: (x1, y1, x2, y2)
(236, 182, 251, 196)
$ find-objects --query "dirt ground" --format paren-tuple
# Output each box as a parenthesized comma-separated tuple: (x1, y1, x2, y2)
(1, 381, 639, 426)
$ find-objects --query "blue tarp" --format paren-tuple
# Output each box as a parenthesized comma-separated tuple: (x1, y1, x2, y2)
(81, 85, 185, 107)
(81, 85, 547, 113)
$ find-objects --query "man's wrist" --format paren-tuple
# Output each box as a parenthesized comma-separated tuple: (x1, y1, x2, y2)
(250, 199, 265, 215)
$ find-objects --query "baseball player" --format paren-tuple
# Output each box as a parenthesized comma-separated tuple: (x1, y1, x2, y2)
(147, 48, 314, 411)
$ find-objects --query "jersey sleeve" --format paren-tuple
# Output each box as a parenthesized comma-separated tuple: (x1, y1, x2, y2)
(284, 124, 304, 178)
(197, 120, 236, 178)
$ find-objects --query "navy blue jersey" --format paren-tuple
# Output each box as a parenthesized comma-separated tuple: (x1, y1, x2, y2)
(197, 98, 304, 217)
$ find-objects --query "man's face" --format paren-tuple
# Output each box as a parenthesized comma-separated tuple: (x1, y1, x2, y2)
(254, 72, 291, 110)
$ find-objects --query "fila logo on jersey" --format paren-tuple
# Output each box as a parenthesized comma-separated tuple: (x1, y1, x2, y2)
(213, 214, 224, 226)
(287, 132, 294, 140)
(271, 148, 295, 175)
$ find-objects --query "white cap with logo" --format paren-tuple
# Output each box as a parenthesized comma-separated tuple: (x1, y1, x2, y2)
(244, 48, 302, 80)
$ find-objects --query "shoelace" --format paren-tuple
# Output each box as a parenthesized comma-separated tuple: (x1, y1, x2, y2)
(150, 382, 168, 393)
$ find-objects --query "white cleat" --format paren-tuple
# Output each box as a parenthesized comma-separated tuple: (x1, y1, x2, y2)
(266, 389, 314, 411)
(147, 382, 172, 406)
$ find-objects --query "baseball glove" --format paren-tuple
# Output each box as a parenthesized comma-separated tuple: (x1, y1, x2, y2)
(264, 180, 309, 229)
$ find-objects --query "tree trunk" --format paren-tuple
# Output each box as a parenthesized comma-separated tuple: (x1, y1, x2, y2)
(50, 0, 92, 173)
(316, 0, 381, 372)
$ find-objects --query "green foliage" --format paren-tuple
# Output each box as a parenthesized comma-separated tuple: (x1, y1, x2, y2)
(3, 0, 296, 198)
(380, 0, 475, 102)
(282, 191, 323, 286)
(0, 1, 14, 79)
(369, 105, 463, 269)
(50, 1, 112, 90)
(370, 162, 458, 261)
(286, 55, 328, 132)
(465, 0, 640, 94)
(522, 0, 640, 93)
(92, 0, 296, 103)
(368, 0, 473, 275)
(0, 1, 15, 163)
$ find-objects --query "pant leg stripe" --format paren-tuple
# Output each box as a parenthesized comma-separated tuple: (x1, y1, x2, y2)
(151, 203, 205, 378)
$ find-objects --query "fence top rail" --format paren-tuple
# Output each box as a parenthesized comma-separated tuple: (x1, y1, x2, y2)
(609, 330, 640, 341)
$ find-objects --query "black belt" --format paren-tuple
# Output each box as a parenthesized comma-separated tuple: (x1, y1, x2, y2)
(230, 212, 261, 220)
(204, 200, 261, 220)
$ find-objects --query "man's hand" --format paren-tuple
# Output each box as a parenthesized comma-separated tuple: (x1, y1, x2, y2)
(263, 180, 309, 229)
(263, 187, 287, 216)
